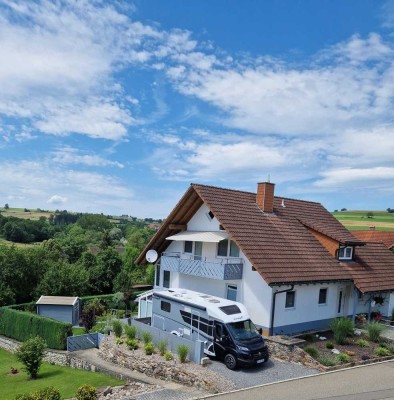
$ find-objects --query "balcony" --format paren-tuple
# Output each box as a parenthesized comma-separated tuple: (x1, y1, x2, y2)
(160, 252, 243, 280)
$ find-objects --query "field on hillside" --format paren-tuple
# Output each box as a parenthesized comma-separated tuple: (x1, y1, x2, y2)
(333, 211, 394, 231)
(0, 207, 53, 221)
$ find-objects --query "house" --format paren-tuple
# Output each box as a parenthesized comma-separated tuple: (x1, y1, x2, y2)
(137, 182, 394, 335)
(352, 229, 394, 251)
(36, 296, 80, 326)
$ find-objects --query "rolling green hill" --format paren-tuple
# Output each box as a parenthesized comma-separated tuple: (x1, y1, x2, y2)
(332, 210, 394, 231)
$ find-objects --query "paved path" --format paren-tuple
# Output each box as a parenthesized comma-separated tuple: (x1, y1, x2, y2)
(203, 360, 394, 400)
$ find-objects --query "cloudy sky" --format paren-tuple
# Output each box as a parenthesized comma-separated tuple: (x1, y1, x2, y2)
(1, 0, 394, 217)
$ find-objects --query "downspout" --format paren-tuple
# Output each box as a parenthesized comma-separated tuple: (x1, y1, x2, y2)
(269, 284, 294, 336)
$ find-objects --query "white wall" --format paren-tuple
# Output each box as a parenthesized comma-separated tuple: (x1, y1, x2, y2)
(187, 204, 221, 231)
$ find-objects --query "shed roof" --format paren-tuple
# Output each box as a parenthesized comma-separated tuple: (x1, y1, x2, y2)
(36, 296, 79, 306)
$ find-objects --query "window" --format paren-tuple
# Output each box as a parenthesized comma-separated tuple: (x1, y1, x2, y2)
(163, 271, 170, 288)
(226, 285, 237, 301)
(285, 291, 295, 308)
(161, 301, 171, 312)
(217, 239, 240, 257)
(338, 247, 353, 260)
(155, 265, 160, 287)
(184, 241, 193, 253)
(207, 211, 215, 220)
(319, 288, 328, 305)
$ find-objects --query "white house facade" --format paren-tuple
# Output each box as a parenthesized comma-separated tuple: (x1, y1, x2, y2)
(138, 182, 394, 335)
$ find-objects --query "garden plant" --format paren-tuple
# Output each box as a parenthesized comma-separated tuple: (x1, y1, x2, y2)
(366, 321, 385, 342)
(330, 318, 354, 345)
(16, 336, 46, 379)
(176, 344, 189, 363)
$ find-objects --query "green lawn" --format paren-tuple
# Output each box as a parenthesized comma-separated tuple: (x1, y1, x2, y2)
(0, 348, 124, 400)
(332, 211, 394, 231)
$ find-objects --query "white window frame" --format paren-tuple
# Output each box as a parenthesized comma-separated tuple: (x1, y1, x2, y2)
(338, 246, 353, 260)
(318, 288, 328, 305)
(285, 290, 296, 309)
(217, 239, 240, 258)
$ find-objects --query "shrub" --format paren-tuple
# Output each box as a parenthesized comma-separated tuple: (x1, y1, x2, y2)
(317, 355, 337, 367)
(356, 339, 369, 348)
(115, 337, 124, 345)
(336, 353, 351, 364)
(112, 320, 123, 338)
(127, 338, 139, 350)
(16, 387, 61, 400)
(330, 318, 354, 345)
(325, 341, 334, 350)
(116, 309, 125, 319)
(176, 344, 189, 363)
(124, 325, 137, 340)
(375, 347, 391, 357)
(144, 342, 155, 355)
(141, 331, 153, 344)
(76, 384, 97, 400)
(0, 307, 71, 350)
(164, 351, 174, 361)
(304, 346, 319, 359)
(158, 340, 168, 356)
(16, 336, 46, 379)
(387, 344, 394, 354)
(366, 321, 385, 342)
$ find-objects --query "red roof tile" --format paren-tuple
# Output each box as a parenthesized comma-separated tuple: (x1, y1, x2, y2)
(351, 230, 394, 250)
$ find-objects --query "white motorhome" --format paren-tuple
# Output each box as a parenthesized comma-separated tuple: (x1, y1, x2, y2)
(138, 288, 269, 369)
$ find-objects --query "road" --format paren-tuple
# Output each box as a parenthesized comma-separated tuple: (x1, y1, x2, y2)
(203, 361, 394, 400)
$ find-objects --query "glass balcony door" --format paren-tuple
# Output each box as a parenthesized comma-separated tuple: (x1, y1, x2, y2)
(194, 241, 202, 260)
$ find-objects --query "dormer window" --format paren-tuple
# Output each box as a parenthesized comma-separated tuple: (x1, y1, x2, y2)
(206, 211, 215, 221)
(338, 246, 353, 260)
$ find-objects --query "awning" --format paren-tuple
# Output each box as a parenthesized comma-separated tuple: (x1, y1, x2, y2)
(166, 231, 228, 243)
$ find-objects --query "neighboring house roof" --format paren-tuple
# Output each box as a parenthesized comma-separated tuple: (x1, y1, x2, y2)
(351, 230, 394, 250)
(343, 243, 394, 293)
(36, 296, 79, 306)
(137, 183, 394, 293)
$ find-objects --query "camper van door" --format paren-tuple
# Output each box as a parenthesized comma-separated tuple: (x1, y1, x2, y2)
(214, 322, 231, 359)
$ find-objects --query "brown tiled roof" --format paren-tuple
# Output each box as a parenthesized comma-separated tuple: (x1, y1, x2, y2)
(137, 183, 394, 292)
(192, 184, 352, 285)
(351, 230, 394, 250)
(343, 243, 394, 293)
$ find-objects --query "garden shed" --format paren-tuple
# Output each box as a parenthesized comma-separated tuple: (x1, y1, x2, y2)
(36, 296, 80, 326)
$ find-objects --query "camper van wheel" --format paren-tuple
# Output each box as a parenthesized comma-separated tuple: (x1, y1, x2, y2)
(224, 353, 237, 370)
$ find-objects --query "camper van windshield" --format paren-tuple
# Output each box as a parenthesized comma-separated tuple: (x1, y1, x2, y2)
(227, 319, 260, 341)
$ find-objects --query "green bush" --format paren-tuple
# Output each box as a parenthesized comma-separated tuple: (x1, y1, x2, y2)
(366, 321, 385, 342)
(336, 353, 351, 364)
(387, 344, 394, 354)
(16, 336, 47, 379)
(124, 325, 137, 340)
(356, 339, 370, 348)
(144, 342, 155, 355)
(115, 337, 124, 345)
(302, 333, 317, 343)
(141, 331, 153, 344)
(375, 346, 391, 357)
(176, 344, 189, 363)
(76, 384, 97, 400)
(330, 318, 354, 345)
(317, 355, 337, 367)
(304, 346, 319, 359)
(16, 386, 61, 400)
(164, 351, 174, 361)
(112, 320, 123, 338)
(0, 307, 72, 350)
(158, 340, 168, 356)
(127, 338, 139, 350)
(325, 341, 334, 349)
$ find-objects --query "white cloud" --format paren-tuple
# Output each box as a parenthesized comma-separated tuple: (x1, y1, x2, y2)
(52, 147, 124, 168)
(48, 195, 67, 205)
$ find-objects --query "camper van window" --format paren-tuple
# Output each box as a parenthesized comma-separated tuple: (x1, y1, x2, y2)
(227, 319, 260, 341)
(180, 311, 214, 336)
(161, 301, 171, 312)
(155, 265, 160, 287)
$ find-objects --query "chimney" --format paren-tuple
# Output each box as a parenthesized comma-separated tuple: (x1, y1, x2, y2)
(257, 182, 275, 213)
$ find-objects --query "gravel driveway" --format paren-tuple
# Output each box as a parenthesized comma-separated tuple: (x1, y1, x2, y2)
(206, 357, 319, 389)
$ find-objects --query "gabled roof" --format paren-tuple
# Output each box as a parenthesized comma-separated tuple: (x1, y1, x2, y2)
(137, 183, 394, 292)
(343, 243, 394, 293)
(36, 296, 79, 306)
(351, 230, 394, 250)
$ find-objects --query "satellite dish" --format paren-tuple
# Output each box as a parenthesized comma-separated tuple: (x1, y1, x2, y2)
(146, 249, 158, 263)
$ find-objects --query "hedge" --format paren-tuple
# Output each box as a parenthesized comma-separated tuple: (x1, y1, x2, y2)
(0, 307, 72, 350)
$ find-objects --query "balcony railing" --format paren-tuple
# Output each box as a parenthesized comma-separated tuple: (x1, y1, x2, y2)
(160, 252, 243, 280)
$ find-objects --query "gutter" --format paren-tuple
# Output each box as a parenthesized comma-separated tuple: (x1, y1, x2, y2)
(269, 284, 294, 336)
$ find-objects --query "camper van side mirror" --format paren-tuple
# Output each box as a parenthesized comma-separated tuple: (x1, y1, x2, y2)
(258, 328, 263, 335)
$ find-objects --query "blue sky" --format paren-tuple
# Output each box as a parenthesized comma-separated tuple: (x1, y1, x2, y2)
(1, 0, 394, 218)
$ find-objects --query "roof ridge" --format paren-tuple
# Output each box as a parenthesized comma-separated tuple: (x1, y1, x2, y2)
(191, 183, 322, 205)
